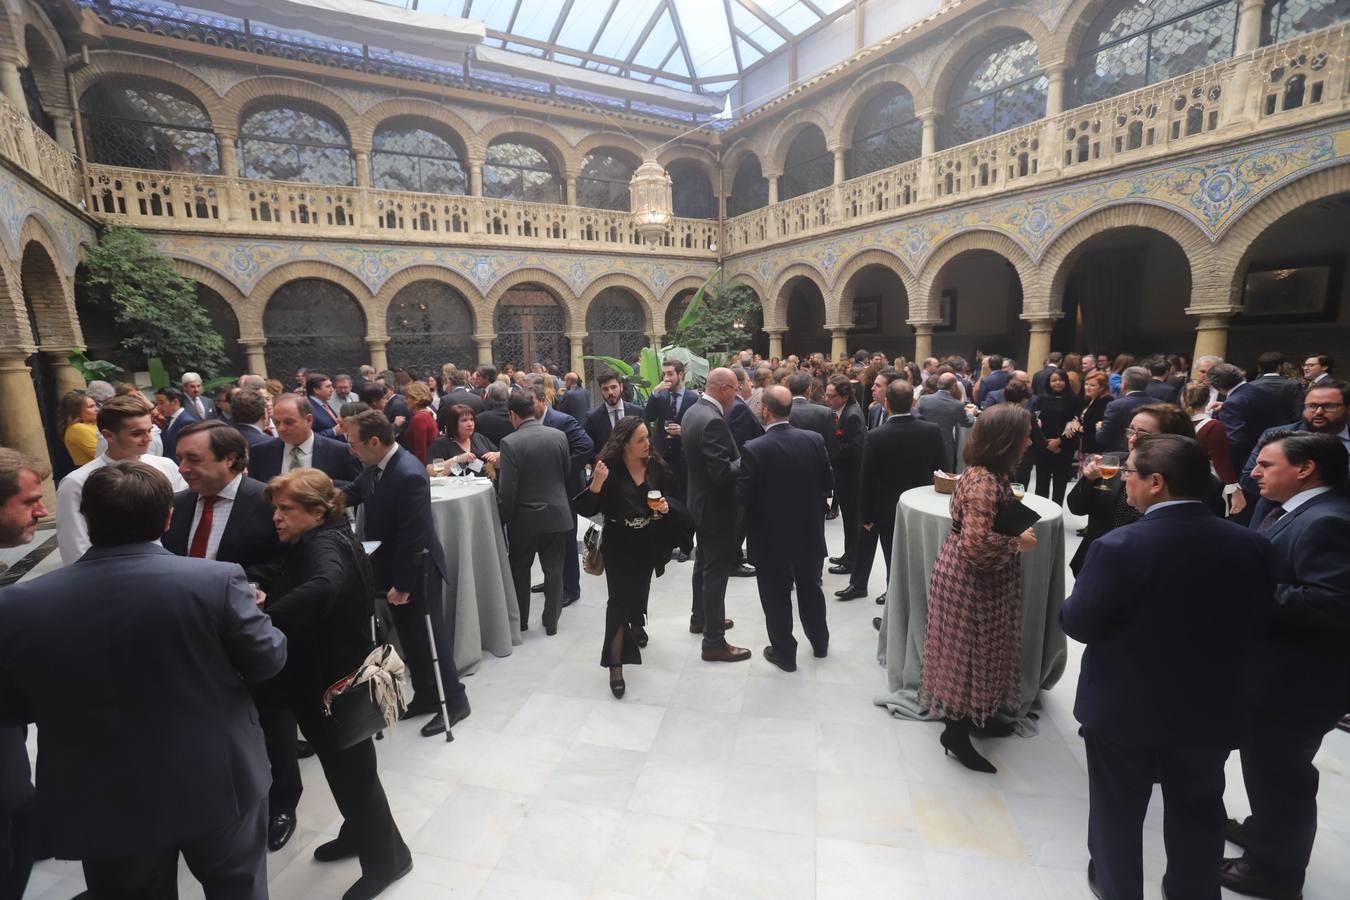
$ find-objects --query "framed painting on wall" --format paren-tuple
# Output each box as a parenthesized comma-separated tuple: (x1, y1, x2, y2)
(1241, 261, 1340, 321)
(852, 296, 881, 332)
(934, 289, 957, 332)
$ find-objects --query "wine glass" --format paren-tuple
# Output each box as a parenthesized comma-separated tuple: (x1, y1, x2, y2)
(1096, 453, 1122, 490)
(647, 490, 664, 518)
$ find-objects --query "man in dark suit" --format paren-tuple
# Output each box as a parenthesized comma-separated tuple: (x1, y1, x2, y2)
(345, 411, 469, 740)
(645, 359, 700, 504)
(155, 385, 199, 462)
(1030, 352, 1062, 396)
(977, 355, 1009, 407)
(683, 368, 751, 663)
(916, 373, 972, 471)
(375, 370, 412, 442)
(229, 388, 276, 451)
(840, 380, 947, 602)
(0, 460, 286, 899)
(303, 372, 340, 438)
(1302, 353, 1334, 388)
(787, 371, 838, 460)
(1143, 357, 1182, 404)
(1251, 352, 1304, 420)
(497, 392, 574, 634)
(531, 380, 593, 606)
(437, 372, 485, 430)
(1096, 366, 1154, 453)
(1234, 380, 1349, 523)
(180, 372, 216, 422)
(824, 375, 864, 576)
(556, 372, 592, 423)
(584, 370, 643, 453)
(475, 382, 515, 445)
(250, 394, 361, 487)
(1222, 431, 1350, 900)
(865, 368, 903, 429)
(1211, 362, 1302, 481)
(1061, 434, 1273, 900)
(738, 386, 833, 671)
(727, 368, 765, 449)
(160, 421, 299, 852)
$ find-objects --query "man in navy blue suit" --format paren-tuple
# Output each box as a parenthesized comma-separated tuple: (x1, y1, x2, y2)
(303, 372, 340, 438)
(737, 386, 833, 671)
(583, 371, 643, 452)
(155, 385, 199, 462)
(1095, 366, 1154, 453)
(1233, 380, 1349, 524)
(346, 410, 469, 740)
(229, 389, 275, 451)
(1222, 431, 1350, 900)
(645, 360, 700, 501)
(976, 354, 1009, 408)
(1062, 434, 1273, 900)
(250, 394, 360, 486)
(1210, 362, 1299, 479)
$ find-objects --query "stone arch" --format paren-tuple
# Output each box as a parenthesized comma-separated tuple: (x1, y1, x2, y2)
(926, 7, 1058, 117)
(916, 230, 1036, 320)
(832, 63, 928, 150)
(223, 76, 361, 144)
(18, 215, 78, 348)
(658, 145, 720, 189)
(355, 99, 482, 158)
(574, 132, 649, 167)
(764, 107, 837, 174)
(829, 248, 918, 324)
(484, 267, 579, 332)
(477, 117, 575, 175)
(169, 259, 254, 336)
(71, 52, 228, 130)
(1037, 202, 1216, 314)
(767, 263, 830, 331)
(658, 274, 712, 334)
(371, 264, 488, 335)
(722, 138, 764, 180)
(20, 4, 70, 114)
(252, 261, 376, 339)
(578, 273, 656, 335)
(0, 252, 33, 352)
(1213, 163, 1350, 307)
(1055, 0, 1138, 74)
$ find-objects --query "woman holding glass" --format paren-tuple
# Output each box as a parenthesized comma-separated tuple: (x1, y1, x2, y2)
(260, 469, 411, 899)
(574, 416, 692, 698)
(427, 404, 500, 478)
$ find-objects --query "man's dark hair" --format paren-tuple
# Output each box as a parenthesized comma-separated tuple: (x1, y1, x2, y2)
(875, 368, 903, 388)
(1206, 363, 1244, 391)
(212, 385, 231, 403)
(1047, 352, 1063, 365)
(1308, 353, 1334, 371)
(304, 372, 331, 395)
(1004, 380, 1030, 404)
(1148, 357, 1170, 377)
(597, 370, 621, 387)
(986, 355, 1004, 371)
(1256, 352, 1285, 375)
(274, 393, 313, 418)
(231, 389, 267, 426)
(786, 371, 812, 397)
(1259, 430, 1349, 489)
(339, 401, 370, 418)
(96, 395, 152, 433)
(885, 379, 915, 414)
(1305, 379, 1349, 405)
(357, 383, 386, 406)
(350, 409, 395, 446)
(662, 359, 685, 375)
(508, 391, 537, 419)
(155, 386, 183, 406)
(177, 420, 248, 473)
(477, 364, 497, 383)
(827, 374, 853, 404)
(81, 461, 173, 547)
(1131, 434, 1212, 500)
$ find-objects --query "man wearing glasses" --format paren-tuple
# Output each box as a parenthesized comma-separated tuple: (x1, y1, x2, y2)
(1235, 381, 1350, 523)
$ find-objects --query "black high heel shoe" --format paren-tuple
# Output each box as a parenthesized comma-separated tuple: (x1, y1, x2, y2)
(609, 667, 625, 699)
(972, 717, 1016, 738)
(939, 720, 997, 773)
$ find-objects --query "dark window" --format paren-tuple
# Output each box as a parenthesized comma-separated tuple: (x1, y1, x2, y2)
(241, 106, 352, 185)
(196, 284, 246, 376)
(583, 288, 647, 386)
(483, 140, 563, 203)
(81, 82, 220, 174)
(577, 151, 637, 210)
(847, 86, 922, 178)
(728, 157, 768, 217)
(669, 161, 716, 219)
(781, 126, 833, 200)
(371, 120, 467, 195)
(944, 36, 1047, 148)
(1263, 0, 1350, 42)
(386, 281, 476, 374)
(493, 288, 568, 368)
(262, 279, 367, 378)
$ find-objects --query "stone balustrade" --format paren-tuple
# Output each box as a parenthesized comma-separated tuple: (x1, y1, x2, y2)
(0, 95, 84, 206)
(723, 22, 1349, 255)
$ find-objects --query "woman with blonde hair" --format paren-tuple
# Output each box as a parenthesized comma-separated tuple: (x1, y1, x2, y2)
(59, 390, 99, 466)
(400, 380, 438, 464)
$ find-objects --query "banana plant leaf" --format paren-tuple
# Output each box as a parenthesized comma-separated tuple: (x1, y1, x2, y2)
(676, 268, 721, 332)
(147, 357, 169, 391)
(581, 355, 634, 378)
(68, 350, 124, 383)
(660, 346, 709, 388)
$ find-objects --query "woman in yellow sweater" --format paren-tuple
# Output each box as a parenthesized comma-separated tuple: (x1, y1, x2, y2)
(59, 390, 99, 466)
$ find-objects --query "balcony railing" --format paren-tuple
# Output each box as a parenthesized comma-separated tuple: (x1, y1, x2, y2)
(0, 95, 83, 205)
(83, 165, 721, 256)
(724, 22, 1350, 255)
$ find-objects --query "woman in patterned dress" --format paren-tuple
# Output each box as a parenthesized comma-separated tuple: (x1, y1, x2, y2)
(920, 403, 1037, 774)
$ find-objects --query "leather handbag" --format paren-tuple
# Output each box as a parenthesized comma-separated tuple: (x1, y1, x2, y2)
(322, 644, 407, 750)
(582, 523, 604, 576)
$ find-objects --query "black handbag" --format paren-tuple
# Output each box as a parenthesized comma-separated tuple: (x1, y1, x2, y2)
(322, 645, 404, 750)
(582, 523, 604, 576)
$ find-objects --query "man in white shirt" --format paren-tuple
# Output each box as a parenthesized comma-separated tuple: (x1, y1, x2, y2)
(248, 394, 359, 485)
(56, 395, 186, 564)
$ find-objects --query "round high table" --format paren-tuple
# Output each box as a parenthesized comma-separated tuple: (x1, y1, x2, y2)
(429, 478, 521, 674)
(874, 485, 1067, 734)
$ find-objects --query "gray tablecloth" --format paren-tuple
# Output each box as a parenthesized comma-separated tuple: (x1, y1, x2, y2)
(875, 485, 1066, 734)
(429, 478, 521, 674)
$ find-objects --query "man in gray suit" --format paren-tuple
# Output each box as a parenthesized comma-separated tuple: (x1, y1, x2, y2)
(0, 460, 286, 900)
(498, 390, 574, 635)
(917, 372, 973, 471)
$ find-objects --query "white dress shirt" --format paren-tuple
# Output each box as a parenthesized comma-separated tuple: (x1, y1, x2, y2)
(1280, 485, 1332, 515)
(281, 432, 316, 474)
(96, 424, 164, 458)
(606, 403, 624, 429)
(187, 473, 243, 561)
(56, 453, 186, 564)
(1143, 499, 1203, 516)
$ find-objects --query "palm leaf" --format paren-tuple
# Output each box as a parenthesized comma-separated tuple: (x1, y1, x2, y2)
(581, 355, 634, 378)
(676, 268, 721, 331)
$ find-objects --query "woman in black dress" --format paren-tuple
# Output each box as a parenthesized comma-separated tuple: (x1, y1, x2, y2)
(427, 403, 500, 477)
(261, 469, 411, 900)
(1033, 369, 1078, 503)
(574, 416, 692, 698)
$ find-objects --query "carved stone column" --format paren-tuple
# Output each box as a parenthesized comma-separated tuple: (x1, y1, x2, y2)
(1044, 64, 1069, 117)
(1189, 310, 1237, 373)
(0, 352, 56, 510)
(43, 348, 86, 397)
(469, 163, 483, 197)
(920, 112, 939, 157)
(565, 175, 577, 207)
(830, 327, 849, 361)
(50, 113, 76, 154)
(567, 332, 587, 379)
(767, 329, 785, 360)
(239, 339, 267, 377)
(365, 338, 388, 372)
(911, 323, 935, 365)
(0, 58, 25, 110)
(475, 334, 495, 366)
(217, 134, 239, 178)
(1022, 315, 1060, 372)
(832, 148, 847, 184)
(354, 151, 371, 188)
(1235, 0, 1266, 54)
(765, 172, 780, 206)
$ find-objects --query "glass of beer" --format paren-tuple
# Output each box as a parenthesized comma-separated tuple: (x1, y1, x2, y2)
(431, 458, 446, 476)
(647, 490, 664, 517)
(1010, 482, 1026, 500)
(1097, 453, 1122, 489)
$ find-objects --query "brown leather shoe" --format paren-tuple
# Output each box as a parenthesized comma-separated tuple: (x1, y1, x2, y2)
(701, 642, 751, 662)
(689, 618, 734, 634)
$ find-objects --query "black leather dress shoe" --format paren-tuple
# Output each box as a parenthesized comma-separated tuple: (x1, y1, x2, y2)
(313, 837, 359, 863)
(731, 563, 756, 577)
(875, 593, 886, 605)
(1224, 817, 1249, 850)
(835, 586, 868, 601)
(872, 617, 882, 631)
(342, 856, 413, 900)
(812, 644, 827, 659)
(267, 812, 296, 852)
(296, 739, 316, 759)
(827, 564, 852, 575)
(828, 556, 845, 565)
(419, 713, 452, 738)
(561, 594, 579, 607)
(531, 582, 544, 593)
(1219, 858, 1303, 900)
(762, 645, 796, 672)
(545, 622, 558, 636)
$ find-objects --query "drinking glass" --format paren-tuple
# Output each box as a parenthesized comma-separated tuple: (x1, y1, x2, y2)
(1010, 482, 1026, 500)
(1097, 453, 1122, 490)
(431, 458, 446, 476)
(647, 490, 663, 516)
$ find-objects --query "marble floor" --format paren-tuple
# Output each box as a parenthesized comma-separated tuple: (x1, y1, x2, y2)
(19, 508, 1350, 900)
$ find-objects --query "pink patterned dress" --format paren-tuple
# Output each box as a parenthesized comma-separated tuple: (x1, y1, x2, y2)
(918, 466, 1023, 724)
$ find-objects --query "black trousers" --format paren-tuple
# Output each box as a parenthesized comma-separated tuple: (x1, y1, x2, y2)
(510, 529, 568, 630)
(1034, 457, 1073, 504)
(293, 704, 408, 879)
(563, 504, 581, 602)
(1236, 709, 1341, 890)
(835, 464, 860, 568)
(1084, 730, 1227, 900)
(755, 556, 828, 662)
(690, 527, 737, 649)
(80, 796, 268, 900)
(848, 520, 894, 593)
(1, 726, 34, 900)
(249, 679, 301, 817)
(388, 578, 467, 712)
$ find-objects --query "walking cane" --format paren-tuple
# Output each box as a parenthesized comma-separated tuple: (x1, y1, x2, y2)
(371, 614, 384, 741)
(417, 548, 455, 743)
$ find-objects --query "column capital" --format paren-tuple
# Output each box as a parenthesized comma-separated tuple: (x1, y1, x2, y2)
(1184, 306, 1239, 324)
(907, 320, 937, 333)
(0, 349, 33, 367)
(826, 325, 849, 336)
(1238, 0, 1265, 12)
(238, 337, 267, 348)
(215, 129, 239, 142)
(1019, 312, 1062, 330)
(1042, 60, 1071, 77)
(364, 336, 389, 349)
(472, 333, 496, 343)
(915, 107, 941, 122)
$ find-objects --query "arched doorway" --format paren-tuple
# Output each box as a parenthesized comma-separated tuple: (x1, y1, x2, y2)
(493, 287, 569, 370)
(842, 264, 913, 359)
(386, 280, 476, 375)
(1053, 228, 1193, 359)
(665, 288, 696, 342)
(196, 285, 246, 377)
(20, 242, 67, 473)
(928, 250, 1024, 361)
(262, 279, 368, 379)
(783, 277, 828, 359)
(583, 288, 647, 389)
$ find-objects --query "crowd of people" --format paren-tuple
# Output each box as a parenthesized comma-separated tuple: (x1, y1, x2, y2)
(0, 341, 1346, 900)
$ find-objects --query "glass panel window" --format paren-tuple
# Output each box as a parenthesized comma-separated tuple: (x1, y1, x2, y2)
(371, 121, 467, 195)
(386, 281, 476, 374)
(944, 37, 1046, 148)
(577, 151, 637, 210)
(848, 87, 922, 178)
(1148, 3, 1238, 82)
(1264, 0, 1350, 42)
(81, 82, 220, 174)
(670, 162, 716, 219)
(780, 126, 832, 200)
(483, 140, 563, 203)
(728, 157, 768, 217)
(241, 106, 352, 184)
(263, 279, 368, 378)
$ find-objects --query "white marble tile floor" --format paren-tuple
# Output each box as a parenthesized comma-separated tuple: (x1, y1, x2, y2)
(19, 508, 1350, 899)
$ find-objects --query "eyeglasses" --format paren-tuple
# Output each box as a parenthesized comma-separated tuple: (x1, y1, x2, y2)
(1124, 427, 1155, 437)
(1304, 402, 1345, 411)
(1119, 466, 1139, 477)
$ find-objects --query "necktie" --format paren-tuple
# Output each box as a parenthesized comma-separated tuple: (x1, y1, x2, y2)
(265, 423, 276, 436)
(612, 407, 621, 429)
(194, 398, 205, 419)
(1259, 504, 1287, 533)
(289, 445, 303, 472)
(188, 495, 219, 559)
